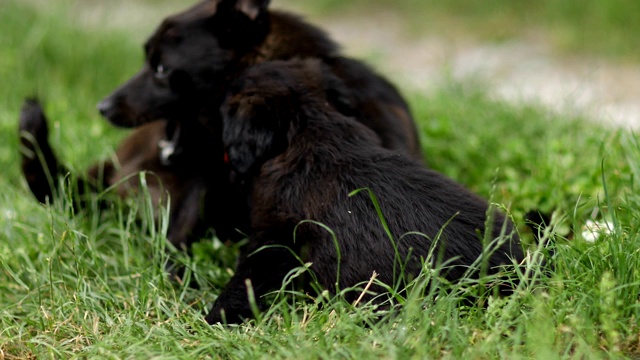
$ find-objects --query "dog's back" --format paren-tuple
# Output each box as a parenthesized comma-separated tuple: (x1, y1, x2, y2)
(253, 11, 423, 161)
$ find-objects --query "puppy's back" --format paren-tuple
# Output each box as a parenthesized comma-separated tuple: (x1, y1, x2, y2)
(253, 112, 522, 290)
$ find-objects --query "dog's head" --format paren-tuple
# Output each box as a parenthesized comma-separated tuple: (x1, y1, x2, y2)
(98, 0, 271, 127)
(221, 59, 353, 178)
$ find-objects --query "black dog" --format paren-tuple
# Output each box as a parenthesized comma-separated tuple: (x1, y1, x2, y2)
(206, 59, 525, 324)
(97, 0, 422, 161)
(21, 0, 423, 253)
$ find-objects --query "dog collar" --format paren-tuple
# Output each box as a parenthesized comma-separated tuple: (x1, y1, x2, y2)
(223, 150, 230, 164)
(158, 139, 176, 166)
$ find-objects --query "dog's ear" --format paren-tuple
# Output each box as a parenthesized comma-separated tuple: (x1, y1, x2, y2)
(210, 0, 270, 47)
(234, 0, 270, 21)
(225, 98, 294, 177)
(227, 138, 265, 177)
(217, 0, 270, 21)
(323, 72, 355, 117)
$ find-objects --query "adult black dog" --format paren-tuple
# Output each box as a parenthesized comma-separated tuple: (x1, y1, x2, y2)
(20, 0, 422, 253)
(206, 59, 525, 324)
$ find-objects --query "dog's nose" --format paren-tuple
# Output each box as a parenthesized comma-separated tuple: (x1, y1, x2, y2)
(97, 98, 113, 117)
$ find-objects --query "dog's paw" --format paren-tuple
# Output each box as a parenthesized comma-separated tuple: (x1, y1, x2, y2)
(19, 98, 49, 144)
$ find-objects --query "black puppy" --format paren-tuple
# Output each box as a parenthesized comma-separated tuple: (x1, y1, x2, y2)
(21, 0, 423, 254)
(206, 59, 525, 324)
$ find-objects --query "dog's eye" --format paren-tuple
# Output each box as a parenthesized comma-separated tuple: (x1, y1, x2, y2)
(154, 64, 169, 79)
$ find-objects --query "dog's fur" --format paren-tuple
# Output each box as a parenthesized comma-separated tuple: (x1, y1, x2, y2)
(206, 59, 525, 324)
(20, 0, 423, 253)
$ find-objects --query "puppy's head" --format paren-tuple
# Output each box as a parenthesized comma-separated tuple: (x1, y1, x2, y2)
(98, 0, 271, 127)
(221, 59, 353, 177)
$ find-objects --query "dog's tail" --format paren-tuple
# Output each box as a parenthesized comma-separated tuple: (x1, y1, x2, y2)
(19, 98, 63, 203)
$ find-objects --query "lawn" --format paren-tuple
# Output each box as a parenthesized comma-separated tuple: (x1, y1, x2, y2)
(1, 0, 639, 358)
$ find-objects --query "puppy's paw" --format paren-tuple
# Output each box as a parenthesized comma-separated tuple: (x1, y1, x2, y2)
(204, 309, 223, 325)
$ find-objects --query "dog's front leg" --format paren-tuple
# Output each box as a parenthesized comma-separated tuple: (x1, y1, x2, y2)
(205, 243, 299, 325)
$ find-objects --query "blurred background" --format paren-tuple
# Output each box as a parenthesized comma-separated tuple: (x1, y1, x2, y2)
(10, 0, 639, 126)
(3, 0, 639, 131)
(286, 0, 640, 129)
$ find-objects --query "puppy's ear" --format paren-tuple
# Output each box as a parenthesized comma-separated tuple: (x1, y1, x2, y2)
(227, 142, 259, 176)
(323, 72, 355, 117)
(225, 100, 293, 177)
(226, 127, 285, 177)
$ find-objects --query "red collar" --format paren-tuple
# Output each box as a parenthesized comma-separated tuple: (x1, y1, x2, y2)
(223, 151, 230, 164)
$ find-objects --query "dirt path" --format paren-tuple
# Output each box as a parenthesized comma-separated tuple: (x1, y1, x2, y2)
(67, 0, 640, 128)
(287, 5, 640, 129)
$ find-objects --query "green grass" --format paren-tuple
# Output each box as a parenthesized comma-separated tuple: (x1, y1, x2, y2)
(2, 0, 640, 358)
